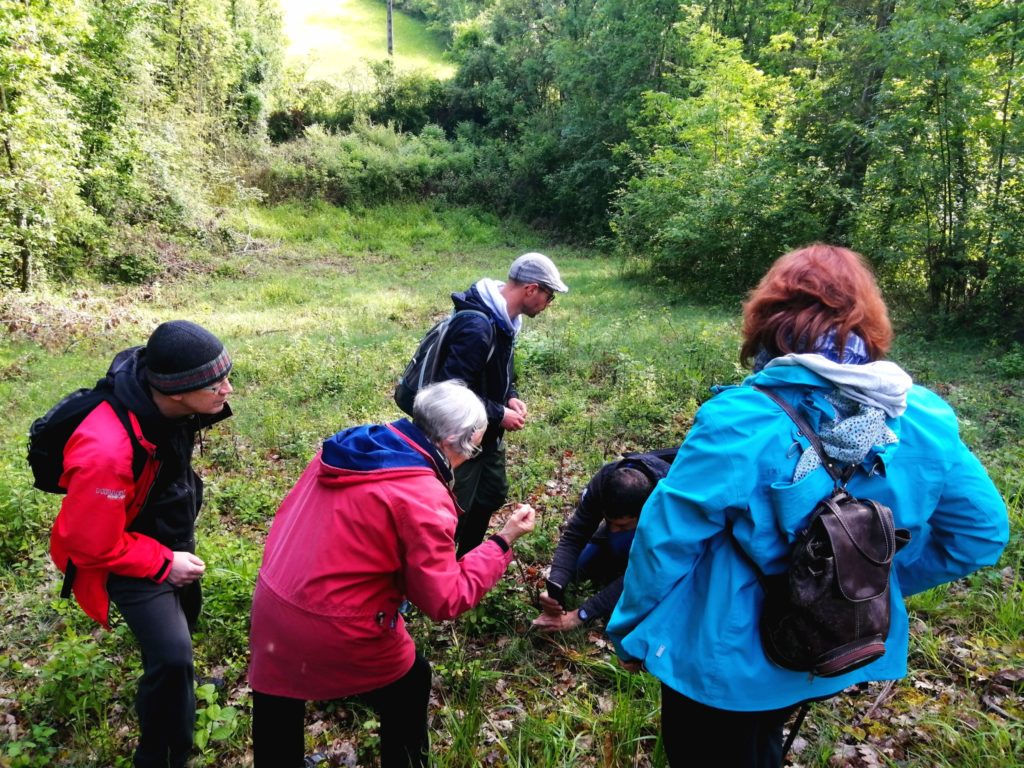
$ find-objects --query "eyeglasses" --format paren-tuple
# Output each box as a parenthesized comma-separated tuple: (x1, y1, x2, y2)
(200, 377, 231, 394)
(539, 286, 556, 304)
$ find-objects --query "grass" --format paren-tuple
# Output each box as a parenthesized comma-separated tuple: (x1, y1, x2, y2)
(0, 200, 1021, 766)
(282, 0, 454, 82)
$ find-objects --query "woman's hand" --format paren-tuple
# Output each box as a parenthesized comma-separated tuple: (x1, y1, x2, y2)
(498, 504, 536, 544)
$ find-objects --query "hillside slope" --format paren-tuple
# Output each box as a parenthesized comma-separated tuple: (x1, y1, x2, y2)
(282, 0, 454, 81)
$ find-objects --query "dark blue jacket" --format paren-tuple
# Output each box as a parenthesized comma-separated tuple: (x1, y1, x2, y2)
(437, 284, 517, 446)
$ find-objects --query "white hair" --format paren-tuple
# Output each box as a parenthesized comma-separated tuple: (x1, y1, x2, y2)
(413, 380, 487, 458)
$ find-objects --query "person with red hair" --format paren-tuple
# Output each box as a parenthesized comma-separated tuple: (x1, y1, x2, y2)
(608, 244, 1008, 767)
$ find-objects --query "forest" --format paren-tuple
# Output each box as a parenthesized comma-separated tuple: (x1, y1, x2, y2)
(1, 0, 1022, 766)
(4, 0, 1023, 331)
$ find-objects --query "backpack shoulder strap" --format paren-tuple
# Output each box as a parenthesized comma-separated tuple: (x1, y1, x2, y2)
(101, 393, 150, 484)
(752, 385, 847, 486)
(445, 308, 497, 365)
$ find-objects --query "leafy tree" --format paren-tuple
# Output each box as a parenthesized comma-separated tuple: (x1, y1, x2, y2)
(0, 0, 96, 288)
(610, 19, 817, 294)
(0, 0, 284, 289)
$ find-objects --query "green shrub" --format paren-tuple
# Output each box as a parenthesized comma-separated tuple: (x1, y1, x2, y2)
(34, 628, 118, 725)
(251, 120, 478, 207)
(194, 534, 261, 665)
(0, 463, 56, 564)
(193, 683, 242, 759)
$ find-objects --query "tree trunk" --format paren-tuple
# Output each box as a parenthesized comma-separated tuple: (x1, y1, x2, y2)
(983, 1, 1018, 261)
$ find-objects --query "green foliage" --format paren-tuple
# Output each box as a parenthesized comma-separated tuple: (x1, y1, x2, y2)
(2, 723, 59, 768)
(193, 683, 242, 757)
(0, 0, 97, 289)
(194, 533, 261, 665)
(252, 119, 476, 206)
(267, 61, 448, 142)
(0, 0, 283, 290)
(435, 658, 497, 767)
(0, 460, 55, 564)
(609, 19, 823, 296)
(34, 628, 118, 725)
(990, 345, 1024, 379)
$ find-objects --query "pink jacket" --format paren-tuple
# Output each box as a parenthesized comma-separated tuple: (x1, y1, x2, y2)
(248, 421, 513, 699)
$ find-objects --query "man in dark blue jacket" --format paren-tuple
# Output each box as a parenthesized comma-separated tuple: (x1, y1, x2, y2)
(436, 252, 568, 557)
(531, 448, 677, 631)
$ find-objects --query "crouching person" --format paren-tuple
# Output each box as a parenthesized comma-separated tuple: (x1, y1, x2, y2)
(248, 380, 536, 767)
(531, 448, 676, 631)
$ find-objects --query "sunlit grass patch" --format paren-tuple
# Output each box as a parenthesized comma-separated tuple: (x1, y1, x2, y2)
(282, 0, 454, 81)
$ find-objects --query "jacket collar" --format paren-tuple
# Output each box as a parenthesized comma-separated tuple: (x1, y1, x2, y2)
(389, 419, 454, 486)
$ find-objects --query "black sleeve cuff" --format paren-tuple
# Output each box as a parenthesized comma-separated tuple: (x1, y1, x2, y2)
(153, 558, 171, 582)
(489, 534, 510, 553)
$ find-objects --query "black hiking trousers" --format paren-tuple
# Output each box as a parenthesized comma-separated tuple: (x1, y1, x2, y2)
(251, 652, 431, 768)
(453, 439, 509, 558)
(108, 574, 201, 768)
(661, 684, 795, 768)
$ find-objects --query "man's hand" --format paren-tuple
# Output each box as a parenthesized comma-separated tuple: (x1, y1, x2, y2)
(166, 551, 205, 586)
(531, 606, 583, 632)
(498, 504, 536, 544)
(538, 592, 564, 616)
(501, 406, 526, 431)
(507, 398, 528, 417)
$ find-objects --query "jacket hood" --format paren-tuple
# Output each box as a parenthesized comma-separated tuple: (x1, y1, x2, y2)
(758, 354, 912, 418)
(319, 419, 452, 487)
(741, 362, 904, 477)
(452, 281, 518, 337)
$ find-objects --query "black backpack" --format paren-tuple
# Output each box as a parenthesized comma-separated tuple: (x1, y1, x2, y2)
(27, 377, 148, 495)
(394, 309, 495, 416)
(750, 386, 911, 678)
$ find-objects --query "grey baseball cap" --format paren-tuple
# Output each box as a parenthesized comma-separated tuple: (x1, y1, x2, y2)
(508, 252, 569, 293)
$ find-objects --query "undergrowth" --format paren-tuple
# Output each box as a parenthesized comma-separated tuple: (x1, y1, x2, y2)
(0, 202, 1020, 767)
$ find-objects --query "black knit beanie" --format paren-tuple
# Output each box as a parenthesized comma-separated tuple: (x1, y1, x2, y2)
(145, 320, 232, 395)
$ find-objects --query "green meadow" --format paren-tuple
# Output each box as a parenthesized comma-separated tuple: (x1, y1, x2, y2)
(1, 201, 1021, 766)
(282, 0, 454, 82)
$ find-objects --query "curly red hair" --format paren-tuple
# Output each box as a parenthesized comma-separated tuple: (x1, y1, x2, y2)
(740, 244, 892, 367)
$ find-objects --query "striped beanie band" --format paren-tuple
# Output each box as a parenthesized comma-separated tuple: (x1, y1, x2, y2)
(145, 320, 232, 395)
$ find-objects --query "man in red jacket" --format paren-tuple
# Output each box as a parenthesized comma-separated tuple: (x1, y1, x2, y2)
(50, 320, 233, 768)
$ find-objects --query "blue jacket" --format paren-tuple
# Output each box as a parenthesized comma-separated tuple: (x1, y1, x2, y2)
(607, 364, 1008, 711)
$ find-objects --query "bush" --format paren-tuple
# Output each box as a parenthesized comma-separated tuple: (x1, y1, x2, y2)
(0, 461, 55, 564)
(251, 120, 477, 207)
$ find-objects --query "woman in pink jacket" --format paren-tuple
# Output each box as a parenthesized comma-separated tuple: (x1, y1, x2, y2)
(248, 380, 535, 767)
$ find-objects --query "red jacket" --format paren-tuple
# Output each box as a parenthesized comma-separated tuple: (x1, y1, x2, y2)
(49, 347, 229, 628)
(248, 421, 514, 699)
(50, 402, 169, 628)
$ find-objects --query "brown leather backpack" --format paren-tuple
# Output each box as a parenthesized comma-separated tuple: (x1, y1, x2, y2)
(752, 386, 911, 678)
